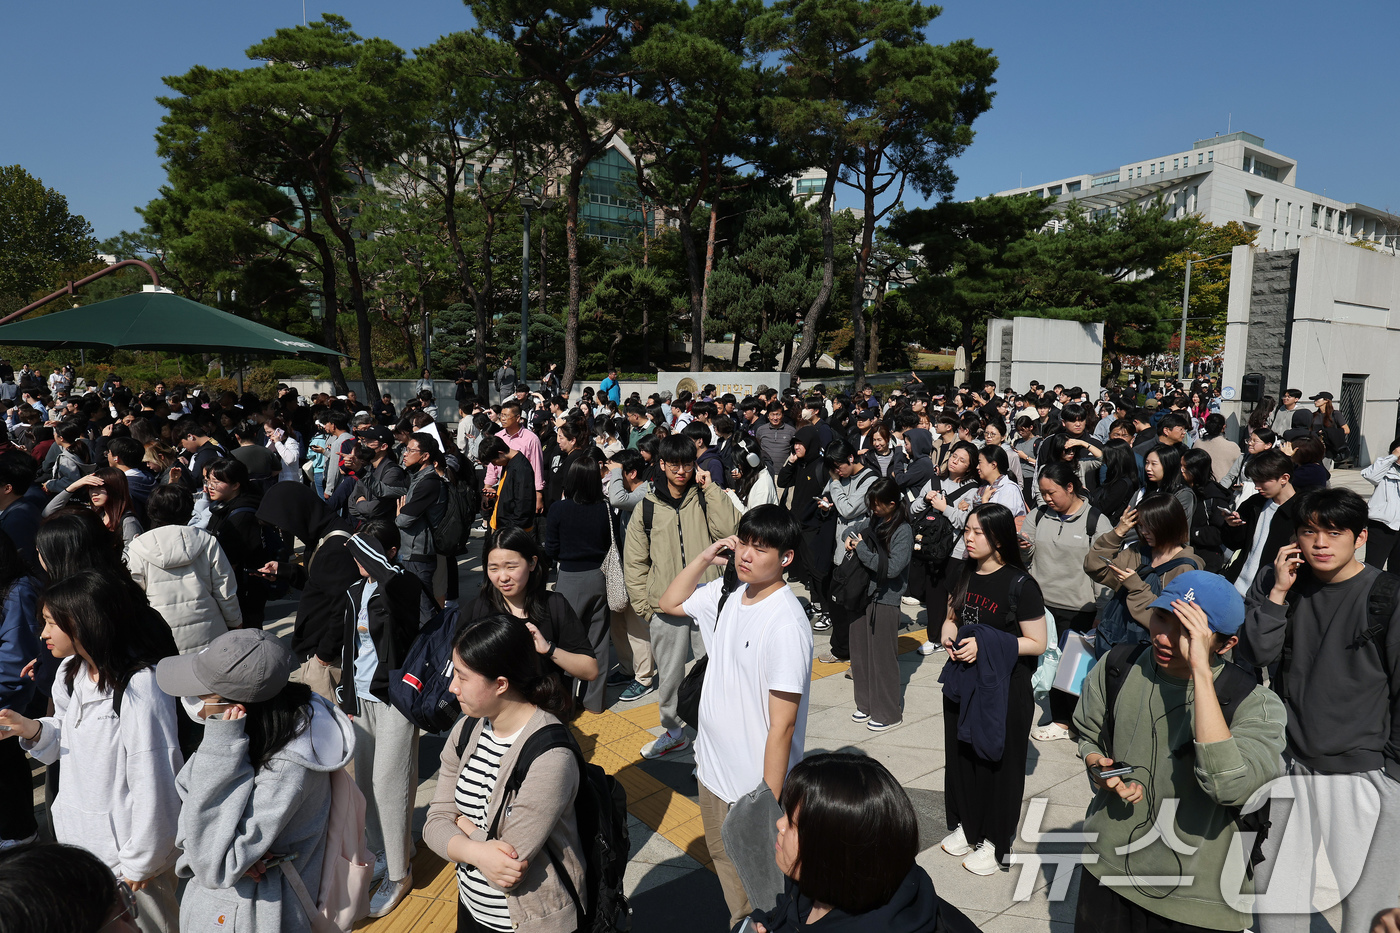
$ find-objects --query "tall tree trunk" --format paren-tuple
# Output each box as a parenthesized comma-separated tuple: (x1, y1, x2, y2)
(641, 302, 651, 371)
(313, 179, 379, 399)
(673, 209, 705, 375)
(731, 330, 741, 369)
(694, 204, 718, 372)
(787, 155, 842, 378)
(848, 166, 877, 390)
(868, 307, 881, 374)
(288, 191, 347, 392)
(561, 169, 583, 393)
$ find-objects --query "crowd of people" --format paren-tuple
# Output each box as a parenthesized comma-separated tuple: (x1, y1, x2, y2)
(0, 361, 1397, 933)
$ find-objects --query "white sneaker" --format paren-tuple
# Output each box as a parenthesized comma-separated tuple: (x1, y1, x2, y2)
(963, 840, 1000, 875)
(901, 596, 921, 606)
(640, 731, 689, 759)
(940, 824, 972, 857)
(371, 851, 387, 883)
(918, 641, 943, 656)
(368, 875, 412, 917)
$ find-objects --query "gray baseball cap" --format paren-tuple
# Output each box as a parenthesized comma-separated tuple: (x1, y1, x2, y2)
(156, 629, 296, 703)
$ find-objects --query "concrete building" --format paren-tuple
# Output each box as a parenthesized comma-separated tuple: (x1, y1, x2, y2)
(1219, 236, 1400, 466)
(996, 132, 1400, 252)
(984, 317, 1105, 396)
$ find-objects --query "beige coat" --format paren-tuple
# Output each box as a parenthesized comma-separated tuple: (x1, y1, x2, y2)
(424, 710, 585, 933)
(622, 481, 740, 620)
(1083, 527, 1203, 629)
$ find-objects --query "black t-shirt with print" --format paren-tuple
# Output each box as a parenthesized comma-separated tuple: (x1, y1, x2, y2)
(463, 592, 593, 679)
(958, 565, 1045, 673)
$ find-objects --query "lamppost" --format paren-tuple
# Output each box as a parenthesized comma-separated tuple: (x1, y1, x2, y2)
(518, 193, 554, 387)
(1178, 251, 1232, 380)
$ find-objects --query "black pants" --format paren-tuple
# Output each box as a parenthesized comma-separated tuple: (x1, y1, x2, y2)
(828, 603, 854, 660)
(1366, 521, 1400, 572)
(944, 670, 1034, 862)
(926, 556, 965, 641)
(1045, 608, 1097, 727)
(1074, 869, 1217, 933)
(0, 736, 37, 842)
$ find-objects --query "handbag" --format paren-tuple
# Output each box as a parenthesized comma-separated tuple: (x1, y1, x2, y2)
(603, 509, 629, 612)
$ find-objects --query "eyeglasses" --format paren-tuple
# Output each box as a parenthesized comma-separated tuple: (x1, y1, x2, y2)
(662, 462, 695, 474)
(100, 880, 139, 931)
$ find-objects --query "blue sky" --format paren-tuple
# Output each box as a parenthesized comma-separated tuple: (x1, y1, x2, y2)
(4, 0, 1398, 241)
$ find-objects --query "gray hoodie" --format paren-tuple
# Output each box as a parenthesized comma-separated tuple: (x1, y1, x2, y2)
(22, 660, 183, 883)
(175, 694, 355, 933)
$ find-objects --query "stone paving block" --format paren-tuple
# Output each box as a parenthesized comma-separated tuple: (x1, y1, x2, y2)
(625, 860, 704, 899)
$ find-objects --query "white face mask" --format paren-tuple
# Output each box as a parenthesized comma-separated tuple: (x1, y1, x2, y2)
(181, 696, 208, 723)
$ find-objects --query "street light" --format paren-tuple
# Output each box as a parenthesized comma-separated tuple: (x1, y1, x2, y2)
(1178, 251, 1233, 380)
(518, 193, 555, 388)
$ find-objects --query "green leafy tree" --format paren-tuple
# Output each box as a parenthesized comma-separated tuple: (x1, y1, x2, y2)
(579, 263, 678, 370)
(0, 166, 99, 312)
(829, 1, 995, 386)
(599, 0, 772, 372)
(156, 16, 406, 396)
(706, 195, 816, 370)
(751, 0, 993, 380)
(1017, 199, 1197, 380)
(436, 303, 477, 374)
(1157, 218, 1257, 356)
(393, 32, 557, 395)
(470, 0, 678, 393)
(891, 193, 1053, 369)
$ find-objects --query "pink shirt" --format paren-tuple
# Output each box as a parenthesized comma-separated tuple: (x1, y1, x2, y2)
(483, 425, 544, 492)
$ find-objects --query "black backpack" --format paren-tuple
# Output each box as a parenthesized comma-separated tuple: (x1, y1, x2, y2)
(1099, 643, 1271, 879)
(830, 532, 887, 613)
(911, 481, 978, 568)
(431, 480, 475, 554)
(1273, 570, 1400, 701)
(388, 606, 462, 733)
(457, 720, 632, 932)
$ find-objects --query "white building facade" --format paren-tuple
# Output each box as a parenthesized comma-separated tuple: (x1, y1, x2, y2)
(996, 132, 1400, 251)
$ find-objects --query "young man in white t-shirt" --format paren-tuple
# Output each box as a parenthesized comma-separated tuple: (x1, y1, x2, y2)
(658, 504, 812, 928)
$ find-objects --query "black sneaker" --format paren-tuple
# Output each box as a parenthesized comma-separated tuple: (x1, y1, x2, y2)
(606, 669, 635, 688)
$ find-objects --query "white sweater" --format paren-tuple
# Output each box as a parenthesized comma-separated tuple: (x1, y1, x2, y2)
(23, 661, 183, 882)
(1363, 455, 1400, 530)
(128, 525, 242, 654)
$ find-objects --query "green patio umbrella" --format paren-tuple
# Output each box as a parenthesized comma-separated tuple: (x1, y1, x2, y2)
(0, 290, 342, 356)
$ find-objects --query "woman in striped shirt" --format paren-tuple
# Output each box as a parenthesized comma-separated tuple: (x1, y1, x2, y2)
(424, 616, 585, 933)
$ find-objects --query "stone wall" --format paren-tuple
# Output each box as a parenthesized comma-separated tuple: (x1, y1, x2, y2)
(1241, 249, 1298, 400)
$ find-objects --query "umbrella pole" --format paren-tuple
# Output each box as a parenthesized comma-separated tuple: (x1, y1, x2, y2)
(238, 356, 244, 394)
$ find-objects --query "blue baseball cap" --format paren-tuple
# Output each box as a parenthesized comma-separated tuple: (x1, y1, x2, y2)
(1148, 570, 1245, 635)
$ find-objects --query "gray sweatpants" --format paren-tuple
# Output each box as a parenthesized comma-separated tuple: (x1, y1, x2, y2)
(354, 699, 419, 884)
(555, 569, 611, 713)
(650, 611, 706, 732)
(1255, 757, 1400, 933)
(133, 867, 180, 933)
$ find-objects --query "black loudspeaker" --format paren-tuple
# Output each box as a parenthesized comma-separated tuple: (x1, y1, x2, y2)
(1241, 373, 1265, 404)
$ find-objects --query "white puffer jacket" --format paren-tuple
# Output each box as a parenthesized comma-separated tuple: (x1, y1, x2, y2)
(127, 525, 242, 654)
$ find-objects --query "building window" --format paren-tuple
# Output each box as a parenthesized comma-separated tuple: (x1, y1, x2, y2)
(1207, 150, 1214, 162)
(1173, 158, 1179, 170)
(1311, 204, 1320, 228)
(795, 177, 823, 195)
(1048, 184, 1062, 196)
(1067, 180, 1081, 192)
(1160, 161, 1165, 173)
(1136, 166, 1141, 177)
(1090, 174, 1118, 188)
(1149, 163, 1155, 175)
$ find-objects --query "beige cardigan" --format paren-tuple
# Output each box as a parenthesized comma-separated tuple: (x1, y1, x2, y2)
(1083, 527, 1203, 629)
(424, 709, 585, 933)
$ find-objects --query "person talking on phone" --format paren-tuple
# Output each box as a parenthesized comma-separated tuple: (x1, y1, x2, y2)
(735, 753, 980, 933)
(154, 628, 356, 933)
(1072, 572, 1284, 932)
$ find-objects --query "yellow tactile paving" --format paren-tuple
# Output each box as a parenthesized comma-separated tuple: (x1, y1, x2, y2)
(359, 619, 936, 931)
